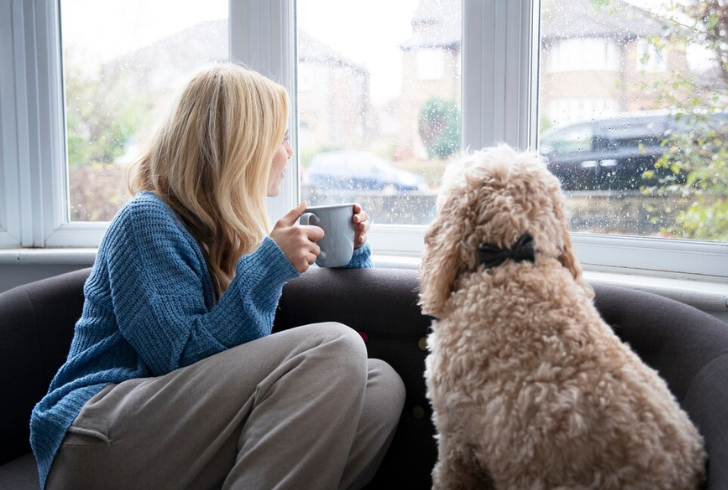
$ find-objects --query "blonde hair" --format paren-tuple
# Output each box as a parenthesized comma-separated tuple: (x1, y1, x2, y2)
(129, 63, 289, 298)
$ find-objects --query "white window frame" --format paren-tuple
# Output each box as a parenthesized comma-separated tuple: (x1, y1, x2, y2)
(1, 0, 726, 283)
(1, 0, 105, 247)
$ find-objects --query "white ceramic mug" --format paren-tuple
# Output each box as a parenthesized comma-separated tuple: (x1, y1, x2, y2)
(299, 203, 356, 268)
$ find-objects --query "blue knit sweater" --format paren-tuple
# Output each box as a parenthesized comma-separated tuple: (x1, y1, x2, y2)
(30, 190, 372, 488)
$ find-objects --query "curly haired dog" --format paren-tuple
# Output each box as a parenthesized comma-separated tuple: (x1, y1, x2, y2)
(419, 145, 706, 490)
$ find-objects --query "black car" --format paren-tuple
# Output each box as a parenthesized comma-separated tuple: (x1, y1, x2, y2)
(539, 111, 728, 191)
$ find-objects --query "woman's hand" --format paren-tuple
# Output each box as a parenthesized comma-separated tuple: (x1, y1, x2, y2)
(270, 202, 324, 273)
(352, 203, 370, 249)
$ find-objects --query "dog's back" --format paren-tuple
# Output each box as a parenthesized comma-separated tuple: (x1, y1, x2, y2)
(421, 145, 705, 489)
(427, 258, 706, 490)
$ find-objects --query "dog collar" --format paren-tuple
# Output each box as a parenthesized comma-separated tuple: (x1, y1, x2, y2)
(478, 232, 536, 270)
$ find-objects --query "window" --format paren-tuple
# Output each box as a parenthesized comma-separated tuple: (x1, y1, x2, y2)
(296, 0, 461, 225)
(539, 0, 727, 276)
(1, 0, 726, 282)
(548, 38, 619, 72)
(636, 38, 668, 73)
(417, 49, 446, 80)
(61, 0, 229, 222)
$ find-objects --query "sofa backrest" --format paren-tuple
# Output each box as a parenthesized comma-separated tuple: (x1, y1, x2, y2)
(593, 283, 728, 488)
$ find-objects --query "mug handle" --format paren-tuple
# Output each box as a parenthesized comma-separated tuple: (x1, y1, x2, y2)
(299, 212, 326, 261)
(299, 212, 320, 226)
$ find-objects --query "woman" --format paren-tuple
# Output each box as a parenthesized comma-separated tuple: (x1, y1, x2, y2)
(31, 63, 405, 490)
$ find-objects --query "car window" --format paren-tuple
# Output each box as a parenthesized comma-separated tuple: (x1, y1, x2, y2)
(603, 117, 667, 151)
(542, 124, 594, 154)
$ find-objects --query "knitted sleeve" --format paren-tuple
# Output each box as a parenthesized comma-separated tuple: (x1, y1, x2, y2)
(339, 242, 373, 269)
(104, 198, 300, 376)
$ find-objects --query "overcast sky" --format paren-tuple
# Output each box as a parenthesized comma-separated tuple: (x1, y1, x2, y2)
(63, 0, 703, 105)
(61, 0, 421, 104)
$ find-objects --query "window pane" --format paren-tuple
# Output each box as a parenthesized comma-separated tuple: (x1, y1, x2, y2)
(297, 0, 462, 225)
(539, 0, 728, 242)
(60, 0, 228, 222)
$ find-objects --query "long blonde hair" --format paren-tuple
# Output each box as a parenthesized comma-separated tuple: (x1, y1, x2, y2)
(129, 63, 289, 298)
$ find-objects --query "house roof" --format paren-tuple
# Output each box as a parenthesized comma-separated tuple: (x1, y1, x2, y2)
(297, 30, 368, 73)
(400, 0, 461, 50)
(110, 19, 367, 79)
(399, 0, 678, 51)
(541, 0, 673, 40)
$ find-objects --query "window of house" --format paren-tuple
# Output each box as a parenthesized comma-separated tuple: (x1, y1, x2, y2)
(636, 38, 668, 72)
(416, 49, 446, 80)
(548, 38, 619, 72)
(297, 63, 314, 93)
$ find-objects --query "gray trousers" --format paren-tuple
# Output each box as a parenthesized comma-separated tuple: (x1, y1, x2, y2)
(46, 323, 406, 490)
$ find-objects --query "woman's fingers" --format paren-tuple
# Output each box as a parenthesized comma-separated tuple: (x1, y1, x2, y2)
(269, 204, 328, 272)
(351, 204, 370, 249)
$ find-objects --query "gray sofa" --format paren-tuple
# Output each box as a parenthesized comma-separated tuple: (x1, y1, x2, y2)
(1, 267, 727, 489)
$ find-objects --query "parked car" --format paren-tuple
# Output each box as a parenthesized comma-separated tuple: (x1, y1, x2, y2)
(539, 111, 728, 191)
(305, 150, 429, 194)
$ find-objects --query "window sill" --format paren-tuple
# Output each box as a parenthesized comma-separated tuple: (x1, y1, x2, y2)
(0, 248, 98, 265)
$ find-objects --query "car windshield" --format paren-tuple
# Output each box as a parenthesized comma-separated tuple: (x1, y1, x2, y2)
(541, 124, 594, 155)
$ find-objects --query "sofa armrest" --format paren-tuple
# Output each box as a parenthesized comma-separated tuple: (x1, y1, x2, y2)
(0, 268, 90, 465)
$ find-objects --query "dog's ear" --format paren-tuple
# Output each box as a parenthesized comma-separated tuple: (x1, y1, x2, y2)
(556, 212, 595, 299)
(419, 208, 464, 318)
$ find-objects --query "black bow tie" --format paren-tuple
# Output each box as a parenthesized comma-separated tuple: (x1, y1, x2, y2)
(478, 232, 536, 270)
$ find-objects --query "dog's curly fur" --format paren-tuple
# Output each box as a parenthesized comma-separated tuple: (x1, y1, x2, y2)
(420, 145, 706, 490)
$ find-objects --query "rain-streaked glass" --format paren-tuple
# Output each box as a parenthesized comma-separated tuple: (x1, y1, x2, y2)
(539, 0, 728, 242)
(60, 0, 228, 221)
(296, 0, 462, 225)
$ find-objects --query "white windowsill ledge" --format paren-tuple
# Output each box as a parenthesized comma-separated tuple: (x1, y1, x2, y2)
(2, 249, 727, 320)
(0, 248, 98, 265)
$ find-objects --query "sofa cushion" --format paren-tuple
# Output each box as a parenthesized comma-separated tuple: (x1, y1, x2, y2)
(0, 454, 40, 489)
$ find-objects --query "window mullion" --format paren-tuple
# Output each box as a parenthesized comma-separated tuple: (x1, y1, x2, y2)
(462, 0, 539, 151)
(6, 0, 66, 248)
(0, 0, 21, 247)
(12, 0, 43, 247)
(37, 0, 67, 244)
(231, 0, 298, 226)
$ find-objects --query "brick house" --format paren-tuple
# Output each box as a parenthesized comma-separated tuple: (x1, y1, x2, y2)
(396, 0, 691, 158)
